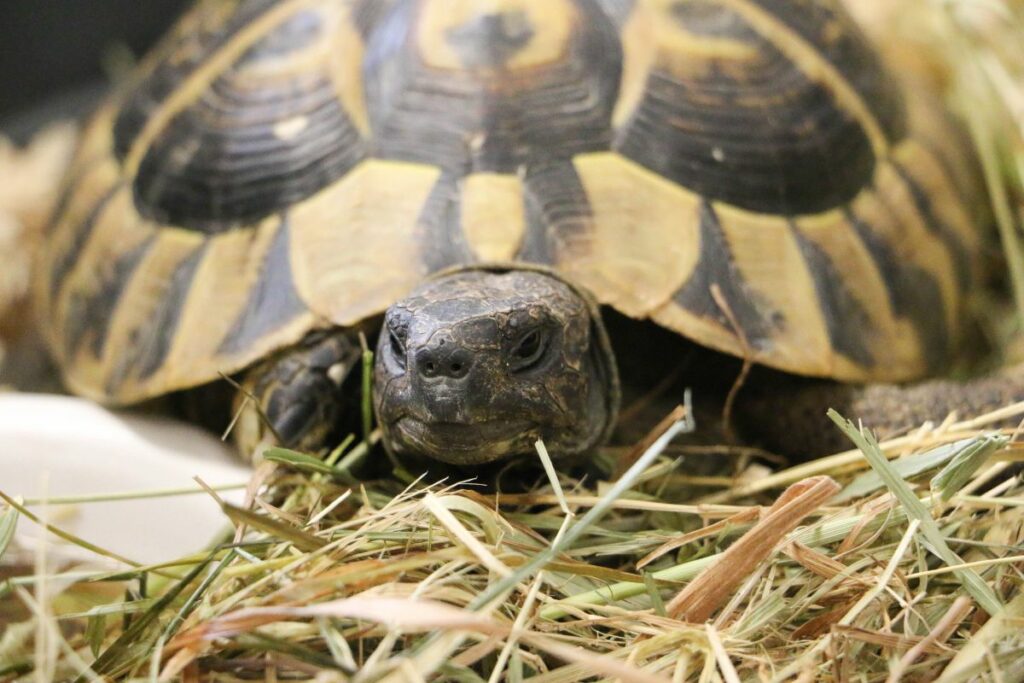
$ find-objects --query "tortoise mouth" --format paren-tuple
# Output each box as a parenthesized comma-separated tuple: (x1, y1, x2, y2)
(392, 417, 536, 465)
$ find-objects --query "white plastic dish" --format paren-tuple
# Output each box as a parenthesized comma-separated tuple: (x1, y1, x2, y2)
(0, 393, 250, 564)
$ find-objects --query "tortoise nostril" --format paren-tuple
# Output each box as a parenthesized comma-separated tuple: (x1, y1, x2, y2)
(416, 343, 472, 380)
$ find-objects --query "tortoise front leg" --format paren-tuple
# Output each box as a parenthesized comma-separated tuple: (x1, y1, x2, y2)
(232, 330, 362, 459)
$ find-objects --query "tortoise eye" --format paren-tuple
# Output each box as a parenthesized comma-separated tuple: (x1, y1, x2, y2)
(388, 327, 407, 369)
(509, 329, 548, 373)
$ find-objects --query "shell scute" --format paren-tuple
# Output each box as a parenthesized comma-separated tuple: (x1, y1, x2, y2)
(39, 0, 984, 402)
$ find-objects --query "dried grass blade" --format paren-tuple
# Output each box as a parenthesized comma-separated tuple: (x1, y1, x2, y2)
(190, 597, 502, 641)
(827, 410, 1003, 616)
(161, 549, 238, 646)
(614, 404, 690, 478)
(705, 623, 740, 683)
(81, 553, 216, 682)
(535, 439, 570, 515)
(221, 502, 326, 552)
(906, 554, 1024, 578)
(784, 541, 859, 584)
(834, 437, 997, 503)
(886, 596, 973, 683)
(930, 435, 1007, 501)
(0, 490, 142, 569)
(637, 508, 758, 569)
(487, 571, 545, 683)
(18, 483, 247, 506)
(480, 403, 693, 612)
(262, 447, 338, 475)
(666, 476, 839, 622)
(831, 625, 949, 656)
(542, 492, 909, 620)
(360, 333, 374, 441)
(770, 518, 921, 682)
(422, 492, 511, 577)
(937, 590, 1024, 682)
(790, 601, 855, 640)
(503, 554, 644, 584)
(518, 634, 671, 683)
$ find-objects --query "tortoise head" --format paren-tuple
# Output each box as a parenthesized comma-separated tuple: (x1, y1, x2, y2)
(373, 269, 619, 465)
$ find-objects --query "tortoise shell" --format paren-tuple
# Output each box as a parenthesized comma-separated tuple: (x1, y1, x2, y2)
(36, 0, 984, 404)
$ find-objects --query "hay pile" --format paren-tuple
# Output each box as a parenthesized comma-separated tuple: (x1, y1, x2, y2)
(2, 1, 1024, 681)
(2, 405, 1023, 681)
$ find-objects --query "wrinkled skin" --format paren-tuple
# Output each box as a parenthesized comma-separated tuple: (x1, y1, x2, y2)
(374, 269, 618, 465)
(232, 332, 361, 458)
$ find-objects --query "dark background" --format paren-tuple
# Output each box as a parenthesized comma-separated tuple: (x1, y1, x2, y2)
(1, 0, 188, 141)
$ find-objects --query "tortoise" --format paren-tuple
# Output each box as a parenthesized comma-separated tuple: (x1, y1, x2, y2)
(34, 0, 1012, 466)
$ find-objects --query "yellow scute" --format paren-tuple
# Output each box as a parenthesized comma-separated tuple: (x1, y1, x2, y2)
(461, 173, 526, 262)
(568, 153, 702, 317)
(289, 160, 441, 325)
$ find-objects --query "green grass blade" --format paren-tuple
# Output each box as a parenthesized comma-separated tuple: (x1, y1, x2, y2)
(86, 613, 106, 658)
(221, 503, 327, 552)
(937, 590, 1024, 682)
(160, 549, 237, 642)
(470, 403, 694, 612)
(834, 437, 997, 504)
(827, 409, 1003, 617)
(0, 490, 143, 569)
(0, 505, 17, 561)
(262, 447, 336, 474)
(930, 434, 1007, 501)
(81, 553, 217, 682)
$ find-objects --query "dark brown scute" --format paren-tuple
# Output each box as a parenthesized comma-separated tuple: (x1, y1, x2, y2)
(415, 172, 477, 273)
(129, 7, 367, 231)
(443, 11, 536, 69)
(130, 241, 209, 382)
(790, 223, 875, 368)
(519, 161, 593, 265)
(132, 71, 365, 231)
(63, 236, 155, 361)
(48, 185, 120, 302)
(746, 0, 907, 142)
(112, 0, 281, 160)
(613, 6, 877, 215)
(362, 0, 621, 175)
(844, 206, 950, 372)
(672, 201, 777, 350)
(889, 160, 973, 291)
(594, 0, 636, 28)
(218, 215, 309, 355)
